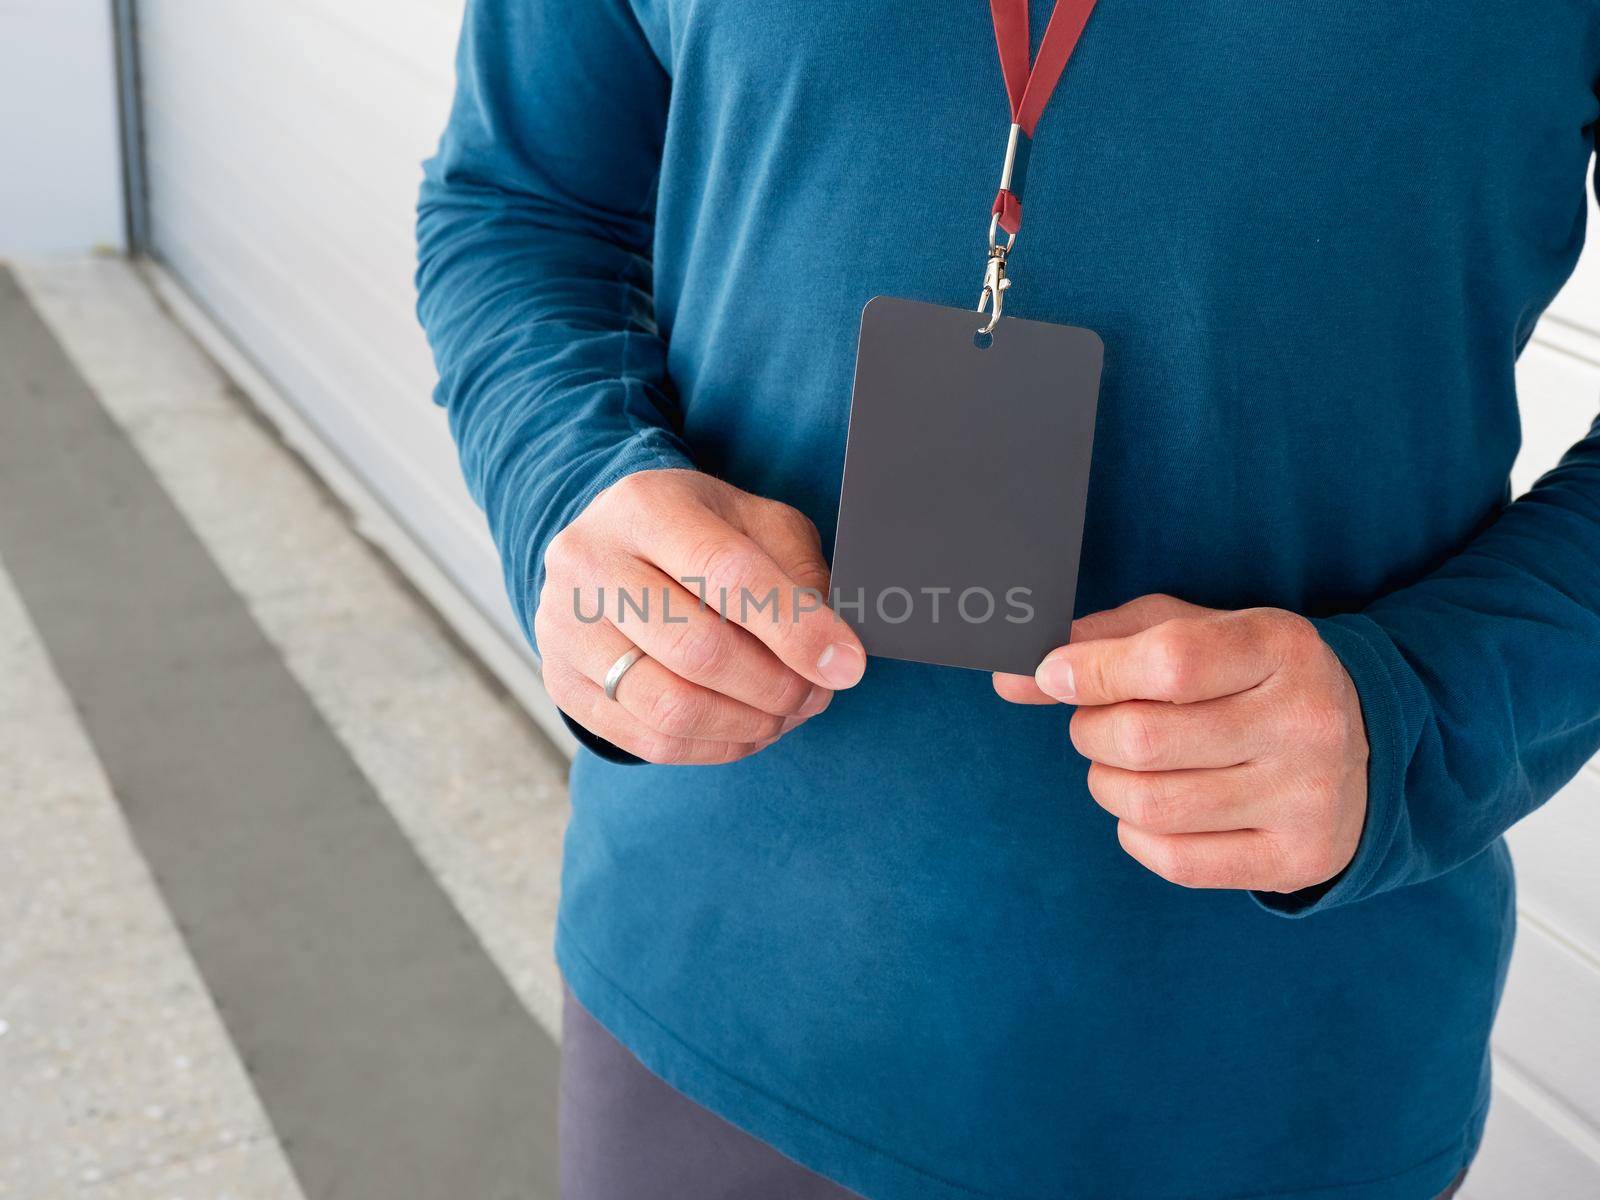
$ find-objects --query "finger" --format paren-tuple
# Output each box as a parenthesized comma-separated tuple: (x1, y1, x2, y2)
(637, 511, 866, 692)
(735, 501, 860, 699)
(1116, 824, 1284, 890)
(572, 620, 802, 743)
(735, 496, 832, 596)
(1086, 762, 1277, 834)
(600, 562, 820, 717)
(543, 660, 770, 766)
(1069, 694, 1271, 772)
(1038, 610, 1285, 706)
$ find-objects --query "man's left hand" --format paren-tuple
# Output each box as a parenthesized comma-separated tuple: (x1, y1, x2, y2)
(994, 594, 1369, 895)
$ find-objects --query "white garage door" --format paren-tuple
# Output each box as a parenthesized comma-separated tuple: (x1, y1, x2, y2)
(132, 0, 511, 665)
(132, 2, 1599, 1193)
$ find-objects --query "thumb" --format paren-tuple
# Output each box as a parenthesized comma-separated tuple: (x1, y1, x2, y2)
(994, 593, 1206, 706)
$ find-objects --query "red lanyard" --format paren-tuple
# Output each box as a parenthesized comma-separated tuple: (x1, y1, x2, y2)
(988, 0, 1100, 237)
(978, 0, 1100, 330)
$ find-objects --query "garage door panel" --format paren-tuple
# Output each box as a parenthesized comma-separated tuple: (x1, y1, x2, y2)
(142, 105, 425, 353)
(138, 16, 441, 235)
(1494, 918, 1600, 1138)
(140, 0, 454, 139)
(136, 69, 425, 251)
(149, 217, 512, 641)
(147, 167, 436, 406)
(147, 179, 459, 489)
(1463, 1083, 1600, 1200)
(267, 0, 462, 83)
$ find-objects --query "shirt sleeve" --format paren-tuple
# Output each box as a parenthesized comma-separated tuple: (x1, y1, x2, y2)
(1257, 376, 1600, 914)
(415, 0, 694, 663)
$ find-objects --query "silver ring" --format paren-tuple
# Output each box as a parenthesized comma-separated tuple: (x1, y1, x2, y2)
(603, 647, 646, 701)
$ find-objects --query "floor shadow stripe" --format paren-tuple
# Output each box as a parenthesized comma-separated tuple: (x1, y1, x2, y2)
(0, 265, 559, 1200)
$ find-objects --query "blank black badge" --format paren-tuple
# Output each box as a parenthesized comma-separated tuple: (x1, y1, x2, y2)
(830, 296, 1102, 676)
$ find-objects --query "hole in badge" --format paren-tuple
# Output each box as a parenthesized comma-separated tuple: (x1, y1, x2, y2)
(973, 328, 994, 351)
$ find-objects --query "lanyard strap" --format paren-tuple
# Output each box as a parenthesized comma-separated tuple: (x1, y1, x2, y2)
(988, 0, 1099, 237)
(978, 0, 1099, 331)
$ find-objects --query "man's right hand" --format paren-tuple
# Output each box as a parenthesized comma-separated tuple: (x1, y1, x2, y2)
(534, 469, 867, 764)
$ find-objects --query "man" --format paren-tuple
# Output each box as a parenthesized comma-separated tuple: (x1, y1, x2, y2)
(416, 2, 1600, 1197)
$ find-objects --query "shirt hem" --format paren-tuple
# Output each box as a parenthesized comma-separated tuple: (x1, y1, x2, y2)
(555, 922, 1488, 1200)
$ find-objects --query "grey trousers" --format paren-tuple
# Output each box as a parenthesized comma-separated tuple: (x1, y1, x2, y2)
(560, 986, 1467, 1200)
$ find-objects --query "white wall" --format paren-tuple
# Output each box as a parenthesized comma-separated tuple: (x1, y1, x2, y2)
(0, 0, 124, 256)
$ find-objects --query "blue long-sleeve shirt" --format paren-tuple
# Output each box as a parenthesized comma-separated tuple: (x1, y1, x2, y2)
(417, 3, 1600, 1197)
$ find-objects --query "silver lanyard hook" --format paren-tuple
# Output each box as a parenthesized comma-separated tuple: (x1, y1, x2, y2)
(978, 125, 1023, 335)
(977, 245, 1011, 335)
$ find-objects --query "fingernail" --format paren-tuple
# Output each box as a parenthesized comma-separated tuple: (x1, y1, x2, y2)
(1036, 656, 1075, 701)
(817, 643, 865, 689)
(797, 685, 832, 719)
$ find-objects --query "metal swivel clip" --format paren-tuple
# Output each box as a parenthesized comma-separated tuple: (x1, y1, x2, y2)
(977, 123, 1025, 335)
(977, 245, 1011, 335)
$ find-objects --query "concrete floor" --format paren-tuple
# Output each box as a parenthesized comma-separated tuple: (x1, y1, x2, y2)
(0, 258, 571, 1198)
(0, 544, 301, 1199)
